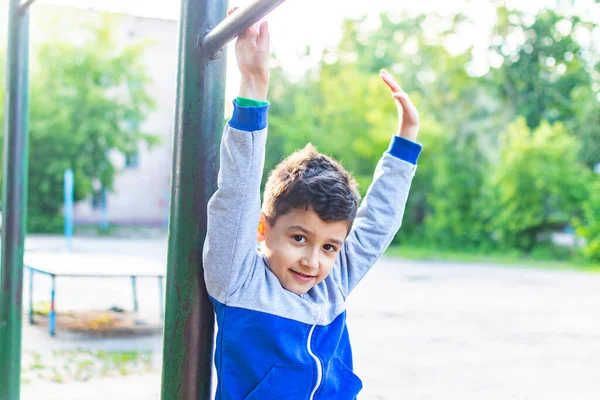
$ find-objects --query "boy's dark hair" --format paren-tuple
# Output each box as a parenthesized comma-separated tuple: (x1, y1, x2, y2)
(262, 144, 361, 229)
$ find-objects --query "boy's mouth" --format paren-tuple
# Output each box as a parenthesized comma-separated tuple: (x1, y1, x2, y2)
(290, 270, 316, 283)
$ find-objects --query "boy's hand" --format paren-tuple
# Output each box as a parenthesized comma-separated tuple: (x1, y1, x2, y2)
(380, 69, 419, 142)
(228, 7, 270, 101)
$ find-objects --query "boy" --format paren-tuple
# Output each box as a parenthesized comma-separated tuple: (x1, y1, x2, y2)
(203, 11, 421, 400)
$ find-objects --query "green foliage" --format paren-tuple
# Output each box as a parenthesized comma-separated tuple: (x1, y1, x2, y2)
(0, 16, 157, 232)
(0, 3, 596, 267)
(422, 133, 492, 249)
(569, 88, 600, 169)
(490, 118, 589, 251)
(266, 5, 599, 262)
(267, 63, 397, 196)
(27, 215, 64, 235)
(575, 177, 600, 263)
(331, 13, 510, 139)
(394, 117, 444, 239)
(489, 6, 596, 129)
(483, 2, 599, 255)
(268, 12, 502, 246)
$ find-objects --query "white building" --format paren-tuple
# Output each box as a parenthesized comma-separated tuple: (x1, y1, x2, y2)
(32, 5, 180, 228)
(4, 2, 242, 229)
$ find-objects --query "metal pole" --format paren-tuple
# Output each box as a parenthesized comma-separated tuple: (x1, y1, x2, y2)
(131, 276, 139, 312)
(161, 1, 287, 398)
(64, 169, 74, 250)
(201, 0, 285, 58)
(0, 0, 30, 397)
(160, 0, 228, 398)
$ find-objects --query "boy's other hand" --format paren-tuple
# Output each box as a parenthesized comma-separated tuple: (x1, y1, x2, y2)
(380, 69, 419, 142)
(228, 7, 270, 101)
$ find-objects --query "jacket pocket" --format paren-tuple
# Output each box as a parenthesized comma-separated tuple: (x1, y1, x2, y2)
(318, 357, 363, 399)
(244, 364, 314, 400)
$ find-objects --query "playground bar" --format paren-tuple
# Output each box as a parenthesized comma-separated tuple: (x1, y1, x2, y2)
(201, 0, 286, 58)
(0, 0, 31, 398)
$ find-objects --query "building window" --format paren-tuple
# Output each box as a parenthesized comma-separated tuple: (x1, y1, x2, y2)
(125, 152, 139, 168)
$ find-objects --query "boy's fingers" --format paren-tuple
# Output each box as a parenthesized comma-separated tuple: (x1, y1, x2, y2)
(259, 20, 269, 35)
(227, 6, 239, 16)
(392, 92, 409, 102)
(393, 92, 419, 121)
(380, 69, 402, 93)
(257, 21, 270, 50)
(394, 91, 417, 102)
(393, 92, 410, 109)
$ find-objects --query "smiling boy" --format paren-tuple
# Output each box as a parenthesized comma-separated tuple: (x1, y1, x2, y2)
(203, 10, 422, 400)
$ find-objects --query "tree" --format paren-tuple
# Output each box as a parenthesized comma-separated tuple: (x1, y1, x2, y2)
(267, 12, 506, 241)
(569, 87, 600, 169)
(488, 5, 597, 130)
(267, 63, 396, 195)
(266, 7, 597, 257)
(575, 176, 600, 263)
(422, 133, 493, 249)
(330, 12, 511, 142)
(490, 118, 589, 251)
(0, 16, 157, 232)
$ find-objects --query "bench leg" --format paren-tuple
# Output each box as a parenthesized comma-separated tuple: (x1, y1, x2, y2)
(158, 276, 164, 320)
(131, 276, 139, 312)
(49, 275, 56, 337)
(29, 268, 34, 325)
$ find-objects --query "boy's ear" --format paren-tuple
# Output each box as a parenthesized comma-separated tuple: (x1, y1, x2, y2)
(256, 212, 268, 242)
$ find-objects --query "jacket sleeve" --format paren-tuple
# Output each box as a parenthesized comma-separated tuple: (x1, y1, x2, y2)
(202, 100, 269, 303)
(332, 136, 422, 297)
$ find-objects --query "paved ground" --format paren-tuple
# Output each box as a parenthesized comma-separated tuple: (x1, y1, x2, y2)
(17, 235, 600, 399)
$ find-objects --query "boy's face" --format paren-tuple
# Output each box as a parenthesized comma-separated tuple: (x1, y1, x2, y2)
(257, 207, 349, 296)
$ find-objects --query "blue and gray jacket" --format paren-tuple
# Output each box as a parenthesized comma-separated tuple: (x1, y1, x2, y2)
(203, 100, 422, 399)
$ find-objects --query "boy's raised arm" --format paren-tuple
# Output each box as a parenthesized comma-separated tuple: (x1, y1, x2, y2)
(334, 70, 422, 296)
(203, 10, 271, 303)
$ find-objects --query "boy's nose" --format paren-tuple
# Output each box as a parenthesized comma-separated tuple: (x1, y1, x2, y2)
(301, 249, 319, 270)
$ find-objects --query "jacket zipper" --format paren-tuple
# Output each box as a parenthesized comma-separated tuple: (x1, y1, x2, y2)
(307, 306, 322, 400)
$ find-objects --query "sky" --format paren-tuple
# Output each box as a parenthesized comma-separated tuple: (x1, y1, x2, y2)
(4, 0, 600, 99)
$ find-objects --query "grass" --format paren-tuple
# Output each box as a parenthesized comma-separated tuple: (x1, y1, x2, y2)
(385, 244, 600, 273)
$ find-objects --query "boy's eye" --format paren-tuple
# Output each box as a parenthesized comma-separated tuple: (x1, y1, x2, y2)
(323, 244, 337, 252)
(293, 235, 306, 243)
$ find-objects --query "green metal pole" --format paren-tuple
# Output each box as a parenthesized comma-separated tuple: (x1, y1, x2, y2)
(161, 0, 289, 397)
(0, 0, 30, 398)
(160, 0, 228, 398)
